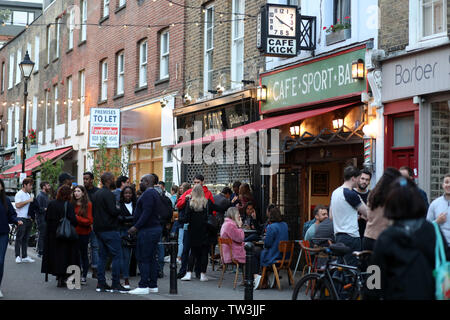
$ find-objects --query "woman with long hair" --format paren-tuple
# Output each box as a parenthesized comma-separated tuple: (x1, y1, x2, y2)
(71, 185, 93, 285)
(119, 186, 137, 289)
(0, 178, 22, 298)
(41, 185, 79, 288)
(180, 184, 214, 282)
(363, 168, 401, 251)
(237, 183, 254, 217)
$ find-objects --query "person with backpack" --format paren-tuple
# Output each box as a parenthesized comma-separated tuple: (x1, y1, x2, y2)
(368, 177, 450, 300)
(127, 174, 164, 295)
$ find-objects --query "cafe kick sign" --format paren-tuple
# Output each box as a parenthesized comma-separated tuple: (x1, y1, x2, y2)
(259, 47, 366, 114)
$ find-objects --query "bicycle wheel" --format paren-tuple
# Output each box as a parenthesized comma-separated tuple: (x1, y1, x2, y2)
(292, 273, 337, 300)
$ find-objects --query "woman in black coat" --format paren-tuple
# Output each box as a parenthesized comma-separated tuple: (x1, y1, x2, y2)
(41, 185, 80, 288)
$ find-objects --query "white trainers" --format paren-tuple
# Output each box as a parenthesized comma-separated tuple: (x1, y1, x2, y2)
(181, 272, 192, 281)
(149, 287, 159, 293)
(164, 255, 171, 263)
(128, 287, 150, 295)
(176, 258, 182, 265)
(200, 273, 208, 282)
(15, 256, 22, 263)
(253, 275, 262, 290)
(21, 257, 35, 263)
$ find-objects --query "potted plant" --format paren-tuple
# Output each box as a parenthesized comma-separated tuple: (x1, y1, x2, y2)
(28, 129, 37, 145)
(324, 16, 351, 46)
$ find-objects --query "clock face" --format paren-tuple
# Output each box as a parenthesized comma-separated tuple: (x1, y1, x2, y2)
(267, 5, 296, 37)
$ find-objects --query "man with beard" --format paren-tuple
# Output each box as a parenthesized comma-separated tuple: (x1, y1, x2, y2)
(354, 169, 372, 238)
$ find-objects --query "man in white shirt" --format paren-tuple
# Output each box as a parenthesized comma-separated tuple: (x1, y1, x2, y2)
(14, 178, 35, 263)
(330, 166, 368, 266)
(427, 174, 450, 247)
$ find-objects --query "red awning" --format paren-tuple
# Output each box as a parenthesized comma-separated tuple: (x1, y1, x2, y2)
(0, 146, 72, 179)
(174, 102, 359, 148)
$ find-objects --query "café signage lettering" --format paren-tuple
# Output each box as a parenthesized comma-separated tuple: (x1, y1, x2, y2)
(260, 47, 366, 113)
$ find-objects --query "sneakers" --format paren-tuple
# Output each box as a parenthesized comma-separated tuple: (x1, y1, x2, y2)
(96, 283, 113, 293)
(181, 272, 192, 281)
(200, 273, 208, 282)
(164, 255, 171, 263)
(81, 277, 87, 285)
(176, 258, 182, 265)
(128, 287, 150, 295)
(149, 287, 159, 293)
(21, 256, 35, 263)
(111, 284, 131, 293)
(15, 256, 22, 263)
(253, 275, 262, 290)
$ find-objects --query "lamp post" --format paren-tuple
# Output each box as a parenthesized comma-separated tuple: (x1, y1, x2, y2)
(19, 51, 35, 174)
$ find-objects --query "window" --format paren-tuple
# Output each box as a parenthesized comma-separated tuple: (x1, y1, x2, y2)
(333, 0, 351, 24)
(8, 54, 14, 89)
(13, 11, 27, 25)
(67, 76, 72, 124)
(79, 70, 86, 133)
(116, 52, 124, 95)
(160, 31, 169, 79)
(231, 0, 245, 88)
(7, 108, 12, 147)
(103, 0, 110, 18)
(128, 141, 163, 184)
(54, 85, 58, 128)
(81, 0, 87, 42)
(101, 60, 108, 101)
(68, 9, 74, 50)
(138, 40, 147, 87)
(14, 106, 19, 145)
(34, 36, 39, 71)
(1, 62, 5, 92)
(55, 18, 61, 58)
(421, 0, 446, 38)
(47, 25, 51, 64)
(45, 90, 49, 142)
(393, 116, 415, 147)
(15, 49, 21, 85)
(204, 5, 214, 93)
(32, 96, 37, 133)
(119, 0, 126, 7)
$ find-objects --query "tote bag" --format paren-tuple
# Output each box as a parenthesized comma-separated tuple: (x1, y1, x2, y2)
(432, 222, 450, 300)
(56, 202, 79, 241)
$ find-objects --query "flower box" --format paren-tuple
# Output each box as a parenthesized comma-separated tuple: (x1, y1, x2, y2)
(326, 28, 351, 46)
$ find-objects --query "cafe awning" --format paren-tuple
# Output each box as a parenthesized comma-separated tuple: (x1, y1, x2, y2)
(0, 146, 72, 179)
(174, 102, 359, 148)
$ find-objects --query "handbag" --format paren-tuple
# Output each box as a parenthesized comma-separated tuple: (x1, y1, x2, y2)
(56, 202, 79, 241)
(432, 222, 450, 300)
(207, 201, 218, 232)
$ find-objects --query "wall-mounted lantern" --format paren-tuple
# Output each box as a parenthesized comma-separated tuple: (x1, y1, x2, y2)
(352, 59, 365, 80)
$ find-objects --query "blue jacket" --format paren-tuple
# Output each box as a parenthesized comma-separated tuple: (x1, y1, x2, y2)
(0, 197, 19, 234)
(133, 188, 163, 231)
(260, 221, 289, 267)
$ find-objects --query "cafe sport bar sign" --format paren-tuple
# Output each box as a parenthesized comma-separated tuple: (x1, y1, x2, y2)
(89, 108, 121, 148)
(260, 47, 366, 114)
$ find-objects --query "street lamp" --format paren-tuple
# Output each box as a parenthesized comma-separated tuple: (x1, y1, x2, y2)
(19, 51, 35, 174)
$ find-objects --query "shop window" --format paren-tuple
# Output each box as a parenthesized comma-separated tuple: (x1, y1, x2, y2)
(393, 116, 415, 147)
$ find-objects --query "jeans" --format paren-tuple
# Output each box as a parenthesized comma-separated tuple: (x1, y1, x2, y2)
(15, 218, 32, 258)
(96, 231, 122, 287)
(119, 230, 131, 279)
(335, 233, 361, 267)
(136, 226, 162, 289)
(179, 229, 191, 275)
(89, 231, 99, 269)
(157, 234, 165, 273)
(0, 233, 8, 286)
(36, 213, 46, 255)
(177, 228, 184, 258)
(78, 234, 90, 278)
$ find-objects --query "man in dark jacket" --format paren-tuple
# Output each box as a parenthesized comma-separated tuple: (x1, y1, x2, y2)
(83, 171, 100, 278)
(92, 172, 129, 293)
(35, 181, 50, 257)
(213, 187, 232, 228)
(127, 174, 163, 295)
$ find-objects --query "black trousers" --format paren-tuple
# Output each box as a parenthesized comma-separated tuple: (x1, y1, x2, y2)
(15, 218, 32, 258)
(335, 233, 361, 267)
(187, 245, 209, 274)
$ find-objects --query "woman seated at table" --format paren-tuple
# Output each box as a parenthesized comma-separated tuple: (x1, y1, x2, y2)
(251, 205, 289, 289)
(219, 207, 246, 265)
(242, 202, 261, 242)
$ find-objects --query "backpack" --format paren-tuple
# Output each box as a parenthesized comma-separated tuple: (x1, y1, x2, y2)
(432, 222, 450, 300)
(159, 192, 173, 226)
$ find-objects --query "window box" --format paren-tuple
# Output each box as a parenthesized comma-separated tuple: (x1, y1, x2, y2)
(326, 28, 351, 46)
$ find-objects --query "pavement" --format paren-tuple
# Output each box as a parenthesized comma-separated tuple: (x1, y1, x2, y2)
(0, 245, 299, 300)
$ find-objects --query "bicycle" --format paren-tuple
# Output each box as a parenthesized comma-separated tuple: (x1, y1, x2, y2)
(292, 242, 372, 300)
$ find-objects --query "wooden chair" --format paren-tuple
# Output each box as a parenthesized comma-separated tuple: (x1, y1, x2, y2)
(299, 240, 314, 276)
(217, 237, 244, 289)
(259, 240, 295, 290)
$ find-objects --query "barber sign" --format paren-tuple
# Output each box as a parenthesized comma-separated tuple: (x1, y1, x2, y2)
(89, 108, 121, 148)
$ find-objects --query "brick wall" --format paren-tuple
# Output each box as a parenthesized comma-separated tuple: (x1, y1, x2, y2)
(184, 0, 265, 101)
(430, 101, 450, 201)
(379, 0, 409, 54)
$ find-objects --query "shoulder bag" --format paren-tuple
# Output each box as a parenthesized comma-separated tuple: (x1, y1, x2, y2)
(56, 202, 79, 241)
